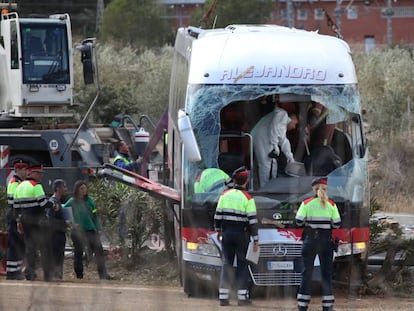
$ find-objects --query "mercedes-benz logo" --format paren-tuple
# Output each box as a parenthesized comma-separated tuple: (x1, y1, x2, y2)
(272, 245, 288, 257)
(272, 213, 282, 220)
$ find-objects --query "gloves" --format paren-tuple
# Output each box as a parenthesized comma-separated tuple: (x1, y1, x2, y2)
(268, 149, 279, 159)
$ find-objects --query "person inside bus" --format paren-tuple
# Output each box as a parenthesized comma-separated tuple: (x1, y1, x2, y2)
(303, 102, 342, 175)
(194, 167, 229, 194)
(251, 95, 297, 187)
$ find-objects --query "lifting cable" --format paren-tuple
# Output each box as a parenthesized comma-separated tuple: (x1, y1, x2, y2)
(304, 0, 344, 39)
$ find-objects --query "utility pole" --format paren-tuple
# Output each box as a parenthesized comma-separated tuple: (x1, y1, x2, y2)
(382, 0, 394, 46)
(334, 0, 342, 35)
(96, 0, 104, 33)
(286, 0, 294, 28)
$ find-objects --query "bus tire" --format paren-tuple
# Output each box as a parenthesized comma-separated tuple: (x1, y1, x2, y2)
(182, 263, 196, 297)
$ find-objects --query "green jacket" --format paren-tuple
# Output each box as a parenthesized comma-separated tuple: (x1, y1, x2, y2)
(64, 196, 102, 231)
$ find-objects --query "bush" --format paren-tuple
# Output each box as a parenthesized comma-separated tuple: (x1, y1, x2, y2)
(87, 178, 167, 263)
(73, 43, 173, 126)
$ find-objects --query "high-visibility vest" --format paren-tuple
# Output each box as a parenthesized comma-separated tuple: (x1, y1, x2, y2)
(14, 179, 48, 211)
(6, 175, 23, 208)
(214, 187, 258, 241)
(295, 197, 341, 229)
(194, 168, 229, 193)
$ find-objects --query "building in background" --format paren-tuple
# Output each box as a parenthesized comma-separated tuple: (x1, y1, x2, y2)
(161, 0, 414, 50)
(161, 0, 205, 28)
(13, 0, 414, 49)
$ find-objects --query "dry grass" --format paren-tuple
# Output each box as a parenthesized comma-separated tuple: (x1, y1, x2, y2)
(375, 193, 414, 214)
(369, 134, 414, 214)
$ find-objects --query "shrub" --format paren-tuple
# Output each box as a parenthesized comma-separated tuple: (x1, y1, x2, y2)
(87, 178, 166, 263)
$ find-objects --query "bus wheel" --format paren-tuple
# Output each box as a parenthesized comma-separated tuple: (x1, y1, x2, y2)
(182, 262, 200, 297)
(334, 256, 364, 295)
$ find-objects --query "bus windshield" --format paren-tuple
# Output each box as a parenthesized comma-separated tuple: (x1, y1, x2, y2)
(21, 22, 70, 84)
(185, 83, 367, 205)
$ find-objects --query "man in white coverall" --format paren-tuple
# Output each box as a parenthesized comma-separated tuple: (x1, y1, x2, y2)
(251, 98, 296, 187)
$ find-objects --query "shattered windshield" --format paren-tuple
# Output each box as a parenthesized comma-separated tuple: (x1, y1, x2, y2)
(187, 84, 359, 168)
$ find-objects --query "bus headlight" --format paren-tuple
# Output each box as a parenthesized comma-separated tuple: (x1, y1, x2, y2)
(336, 242, 367, 257)
(185, 241, 221, 257)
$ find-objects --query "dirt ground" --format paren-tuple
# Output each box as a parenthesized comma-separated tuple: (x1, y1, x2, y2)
(1, 248, 414, 310)
(62, 247, 180, 286)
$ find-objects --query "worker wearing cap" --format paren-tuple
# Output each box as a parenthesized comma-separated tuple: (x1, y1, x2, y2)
(6, 159, 28, 280)
(295, 177, 341, 311)
(13, 164, 54, 281)
(214, 167, 259, 306)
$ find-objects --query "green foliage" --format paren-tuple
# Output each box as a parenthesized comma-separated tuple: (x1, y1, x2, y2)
(192, 0, 274, 28)
(100, 0, 171, 49)
(87, 178, 166, 262)
(354, 46, 414, 136)
(369, 197, 384, 241)
(73, 43, 173, 125)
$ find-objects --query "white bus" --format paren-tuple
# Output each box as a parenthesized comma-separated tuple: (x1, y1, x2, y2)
(168, 25, 369, 296)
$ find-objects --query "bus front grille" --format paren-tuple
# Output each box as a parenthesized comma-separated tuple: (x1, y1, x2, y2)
(249, 243, 303, 286)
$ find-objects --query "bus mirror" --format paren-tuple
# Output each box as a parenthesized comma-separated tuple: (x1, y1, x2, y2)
(178, 110, 202, 162)
(77, 39, 95, 85)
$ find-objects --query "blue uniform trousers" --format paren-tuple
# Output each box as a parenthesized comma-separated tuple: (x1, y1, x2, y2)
(6, 208, 25, 279)
(297, 230, 334, 311)
(21, 215, 52, 281)
(219, 228, 250, 303)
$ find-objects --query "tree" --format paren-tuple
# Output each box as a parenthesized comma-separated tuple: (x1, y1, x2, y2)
(100, 0, 170, 49)
(14, 0, 97, 35)
(192, 0, 274, 29)
(73, 42, 173, 126)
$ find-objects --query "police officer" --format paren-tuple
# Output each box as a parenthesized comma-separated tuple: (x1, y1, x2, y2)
(295, 177, 341, 311)
(214, 167, 259, 306)
(13, 164, 54, 281)
(6, 159, 28, 280)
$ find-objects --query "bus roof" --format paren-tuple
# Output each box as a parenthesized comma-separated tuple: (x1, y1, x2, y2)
(178, 25, 357, 85)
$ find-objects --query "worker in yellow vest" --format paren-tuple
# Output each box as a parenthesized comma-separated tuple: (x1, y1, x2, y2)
(6, 159, 28, 280)
(14, 164, 55, 281)
(295, 177, 341, 311)
(214, 167, 259, 306)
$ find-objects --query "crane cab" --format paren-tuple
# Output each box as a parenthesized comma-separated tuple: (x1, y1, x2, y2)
(0, 9, 73, 119)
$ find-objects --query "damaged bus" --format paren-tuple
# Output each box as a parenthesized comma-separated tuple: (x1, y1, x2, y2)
(168, 25, 369, 296)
